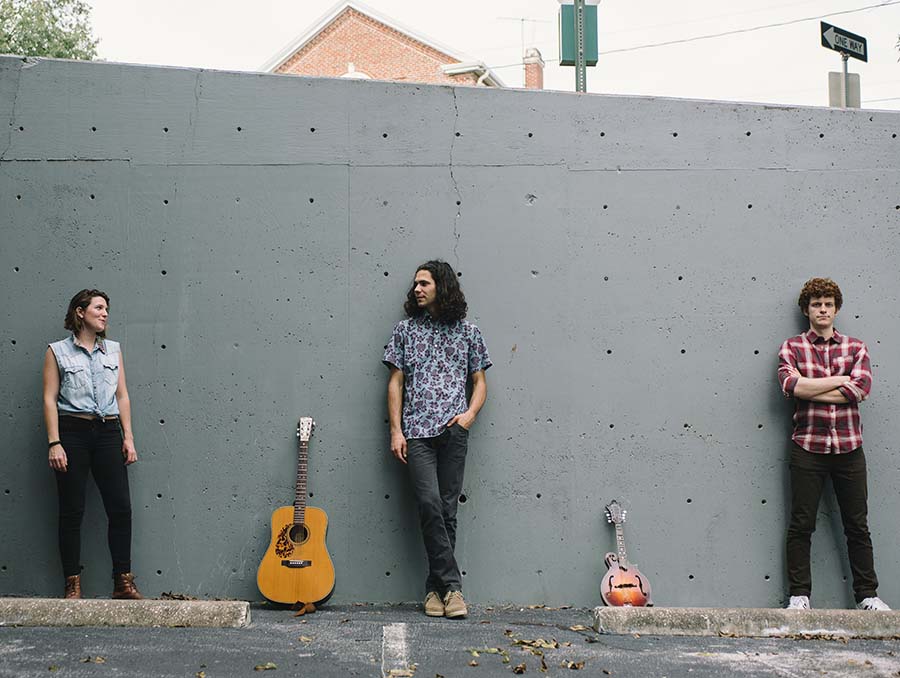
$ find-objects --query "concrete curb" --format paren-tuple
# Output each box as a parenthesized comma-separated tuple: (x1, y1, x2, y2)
(0, 598, 251, 628)
(593, 606, 900, 639)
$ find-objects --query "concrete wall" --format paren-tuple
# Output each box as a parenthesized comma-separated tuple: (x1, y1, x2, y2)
(2, 55, 899, 608)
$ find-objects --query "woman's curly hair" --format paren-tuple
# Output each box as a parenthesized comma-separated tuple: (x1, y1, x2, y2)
(798, 277, 842, 311)
(404, 260, 467, 323)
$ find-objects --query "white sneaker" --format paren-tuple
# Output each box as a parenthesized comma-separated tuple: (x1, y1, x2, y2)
(857, 596, 891, 611)
(786, 595, 810, 609)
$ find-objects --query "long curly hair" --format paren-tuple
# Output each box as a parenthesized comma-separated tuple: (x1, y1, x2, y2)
(798, 277, 842, 312)
(64, 289, 110, 338)
(404, 260, 467, 323)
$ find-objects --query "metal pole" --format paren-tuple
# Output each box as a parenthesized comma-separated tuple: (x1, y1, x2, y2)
(841, 53, 849, 108)
(575, 0, 586, 92)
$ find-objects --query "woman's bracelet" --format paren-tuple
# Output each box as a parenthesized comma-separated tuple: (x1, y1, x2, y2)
(48, 440, 62, 449)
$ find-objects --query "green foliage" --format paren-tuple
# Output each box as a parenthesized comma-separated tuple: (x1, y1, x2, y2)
(0, 0, 98, 60)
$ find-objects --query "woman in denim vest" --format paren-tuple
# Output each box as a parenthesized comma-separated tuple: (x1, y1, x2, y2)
(42, 289, 142, 600)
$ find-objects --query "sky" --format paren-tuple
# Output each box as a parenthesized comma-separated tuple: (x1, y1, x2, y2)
(84, 0, 900, 110)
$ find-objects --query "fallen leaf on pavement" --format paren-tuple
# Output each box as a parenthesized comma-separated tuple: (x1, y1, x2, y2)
(387, 668, 416, 677)
(569, 625, 589, 632)
(160, 591, 197, 600)
(48, 667, 59, 672)
(562, 660, 586, 670)
(196, 672, 206, 678)
(513, 663, 527, 674)
(298, 636, 313, 643)
(254, 662, 278, 671)
(81, 656, 106, 664)
(468, 660, 479, 667)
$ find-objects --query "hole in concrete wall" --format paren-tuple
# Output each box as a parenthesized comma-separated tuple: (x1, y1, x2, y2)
(309, 198, 314, 203)
(893, 133, 897, 139)
(680, 349, 686, 354)
(382, 133, 388, 138)
(819, 133, 825, 138)
(688, 574, 694, 580)
(686, 498, 692, 503)
(159, 419, 165, 425)
(754, 350, 759, 355)
(18, 126, 23, 131)
(527, 132, 533, 138)
(536, 493, 542, 499)
(606, 349, 612, 355)
(456, 200, 461, 206)
(156, 569, 162, 575)
(458, 494, 467, 504)
(677, 275, 683, 281)
(1, 566, 6, 571)
(747, 204, 753, 209)
(4, 489, 9, 494)
(672, 132, 678, 137)
(757, 424, 763, 429)
(163, 127, 168, 133)
(10, 340, 15, 345)
(602, 204, 608, 210)
(16, 195, 21, 200)
(163, 199, 169, 205)
(600, 131, 605, 137)
(383, 271, 389, 277)
(764, 575, 770, 581)
(761, 499, 767, 504)
(237, 126, 243, 132)
(384, 494, 390, 499)
(160, 344, 167, 350)
(309, 493, 314, 498)
(842, 575, 848, 582)
(310, 127, 316, 133)
(751, 276, 757, 281)
(90, 194, 95, 200)
(609, 424, 614, 428)
(603, 276, 609, 281)
(455, 132, 461, 137)
(745, 131, 751, 136)
(91, 126, 97, 132)
(156, 493, 162, 498)
(161, 270, 167, 275)
(385, 571, 391, 576)
(14, 267, 19, 272)
(462, 570, 467, 576)
(457, 271, 462, 277)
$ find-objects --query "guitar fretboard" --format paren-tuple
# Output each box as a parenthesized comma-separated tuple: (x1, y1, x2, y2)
(293, 440, 308, 525)
(614, 523, 630, 569)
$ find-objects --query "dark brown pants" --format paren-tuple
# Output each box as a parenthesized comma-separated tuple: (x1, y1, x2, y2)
(786, 445, 878, 602)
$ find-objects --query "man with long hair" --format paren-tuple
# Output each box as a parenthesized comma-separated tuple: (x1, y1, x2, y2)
(777, 277, 889, 611)
(383, 260, 491, 618)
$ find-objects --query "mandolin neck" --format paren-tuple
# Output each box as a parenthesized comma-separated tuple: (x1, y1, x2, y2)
(614, 523, 630, 569)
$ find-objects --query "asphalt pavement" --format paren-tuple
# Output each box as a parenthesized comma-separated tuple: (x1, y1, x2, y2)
(2, 602, 900, 678)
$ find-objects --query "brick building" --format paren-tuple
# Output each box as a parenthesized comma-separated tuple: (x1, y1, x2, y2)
(262, 1, 544, 90)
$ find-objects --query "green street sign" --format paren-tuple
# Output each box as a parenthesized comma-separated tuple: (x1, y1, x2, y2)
(559, 4, 598, 67)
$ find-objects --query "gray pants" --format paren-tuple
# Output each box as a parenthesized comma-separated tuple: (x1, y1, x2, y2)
(407, 424, 468, 595)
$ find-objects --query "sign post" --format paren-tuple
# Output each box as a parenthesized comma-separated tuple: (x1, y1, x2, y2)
(820, 22, 867, 108)
(558, 0, 599, 93)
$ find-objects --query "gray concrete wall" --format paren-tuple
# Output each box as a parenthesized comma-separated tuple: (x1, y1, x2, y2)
(2, 55, 899, 608)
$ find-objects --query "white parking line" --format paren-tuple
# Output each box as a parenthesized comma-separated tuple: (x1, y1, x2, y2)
(381, 622, 410, 677)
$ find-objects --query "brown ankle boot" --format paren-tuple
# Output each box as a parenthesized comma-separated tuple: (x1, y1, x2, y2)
(64, 574, 82, 599)
(112, 572, 143, 599)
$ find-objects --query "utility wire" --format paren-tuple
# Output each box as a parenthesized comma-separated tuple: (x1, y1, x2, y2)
(484, 0, 900, 69)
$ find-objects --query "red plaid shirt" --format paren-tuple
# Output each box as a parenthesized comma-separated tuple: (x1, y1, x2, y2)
(778, 329, 872, 454)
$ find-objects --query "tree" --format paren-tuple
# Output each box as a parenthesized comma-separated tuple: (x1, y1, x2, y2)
(0, 0, 98, 60)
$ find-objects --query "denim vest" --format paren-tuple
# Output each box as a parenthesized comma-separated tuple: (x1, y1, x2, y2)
(49, 335, 121, 417)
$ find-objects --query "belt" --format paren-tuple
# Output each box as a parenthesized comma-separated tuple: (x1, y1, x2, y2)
(61, 413, 119, 423)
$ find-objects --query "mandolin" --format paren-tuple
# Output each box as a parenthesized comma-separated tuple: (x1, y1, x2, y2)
(601, 500, 653, 607)
(256, 417, 335, 605)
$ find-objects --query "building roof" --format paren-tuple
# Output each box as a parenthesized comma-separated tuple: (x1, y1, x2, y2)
(259, 0, 504, 87)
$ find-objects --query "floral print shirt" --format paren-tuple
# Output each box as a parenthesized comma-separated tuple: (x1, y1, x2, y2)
(383, 315, 491, 439)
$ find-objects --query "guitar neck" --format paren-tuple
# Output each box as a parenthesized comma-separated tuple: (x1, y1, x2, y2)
(293, 440, 308, 525)
(614, 523, 630, 568)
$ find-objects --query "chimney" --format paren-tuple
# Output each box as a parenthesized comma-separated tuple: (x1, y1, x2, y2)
(524, 47, 544, 90)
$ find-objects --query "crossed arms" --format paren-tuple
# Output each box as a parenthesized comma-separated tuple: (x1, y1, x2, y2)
(777, 343, 871, 404)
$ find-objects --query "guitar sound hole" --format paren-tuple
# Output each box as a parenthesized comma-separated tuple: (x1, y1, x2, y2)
(289, 524, 309, 544)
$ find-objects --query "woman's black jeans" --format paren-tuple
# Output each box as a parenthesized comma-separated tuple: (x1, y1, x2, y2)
(55, 415, 132, 577)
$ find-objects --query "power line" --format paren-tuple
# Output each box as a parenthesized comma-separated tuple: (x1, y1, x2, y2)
(596, 1, 900, 56)
(863, 96, 900, 102)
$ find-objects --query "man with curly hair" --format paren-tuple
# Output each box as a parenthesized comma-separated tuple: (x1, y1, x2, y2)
(777, 277, 889, 611)
(383, 260, 491, 618)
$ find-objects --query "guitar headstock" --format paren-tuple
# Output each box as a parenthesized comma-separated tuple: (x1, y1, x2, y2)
(605, 500, 627, 525)
(296, 417, 316, 443)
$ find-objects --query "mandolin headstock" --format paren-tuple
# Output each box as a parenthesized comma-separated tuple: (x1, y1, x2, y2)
(605, 500, 627, 525)
(296, 417, 316, 443)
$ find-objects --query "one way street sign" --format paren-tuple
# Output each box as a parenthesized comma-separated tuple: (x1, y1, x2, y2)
(821, 22, 867, 62)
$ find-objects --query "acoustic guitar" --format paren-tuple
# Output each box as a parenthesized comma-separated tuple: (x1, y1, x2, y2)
(601, 500, 653, 607)
(256, 417, 335, 605)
